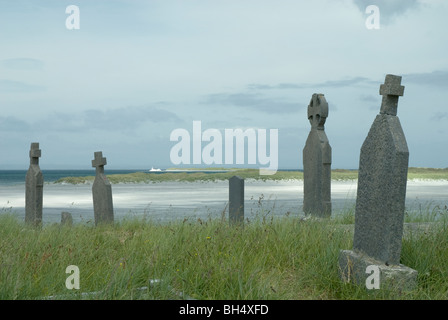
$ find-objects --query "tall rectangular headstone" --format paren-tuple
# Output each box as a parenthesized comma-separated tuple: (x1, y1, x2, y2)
(339, 74, 418, 291)
(25, 142, 43, 227)
(229, 176, 244, 226)
(92, 151, 114, 225)
(303, 93, 332, 217)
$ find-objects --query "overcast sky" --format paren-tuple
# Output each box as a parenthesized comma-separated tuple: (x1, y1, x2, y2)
(0, 0, 447, 170)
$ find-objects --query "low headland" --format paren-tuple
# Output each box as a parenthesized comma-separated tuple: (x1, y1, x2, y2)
(54, 167, 448, 184)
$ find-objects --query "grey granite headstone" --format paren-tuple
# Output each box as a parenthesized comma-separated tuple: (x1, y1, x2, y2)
(303, 93, 332, 217)
(91, 151, 114, 225)
(61, 211, 73, 226)
(25, 142, 43, 227)
(229, 176, 244, 226)
(338, 74, 418, 291)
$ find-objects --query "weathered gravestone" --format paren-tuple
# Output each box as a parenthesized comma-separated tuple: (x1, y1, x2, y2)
(338, 74, 418, 291)
(229, 176, 244, 226)
(91, 151, 114, 225)
(303, 93, 332, 217)
(25, 142, 43, 227)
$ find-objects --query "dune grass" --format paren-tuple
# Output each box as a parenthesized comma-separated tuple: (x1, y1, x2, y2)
(1, 208, 447, 300)
(54, 167, 448, 184)
(5, 167, 448, 299)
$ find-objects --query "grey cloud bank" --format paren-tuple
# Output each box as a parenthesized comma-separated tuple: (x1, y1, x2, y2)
(0, 79, 46, 93)
(2, 58, 45, 70)
(352, 0, 421, 24)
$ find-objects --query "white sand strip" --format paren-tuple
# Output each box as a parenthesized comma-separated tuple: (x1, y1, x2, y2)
(0, 180, 446, 224)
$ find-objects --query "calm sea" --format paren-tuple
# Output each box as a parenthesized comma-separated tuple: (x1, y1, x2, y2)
(0, 170, 145, 186)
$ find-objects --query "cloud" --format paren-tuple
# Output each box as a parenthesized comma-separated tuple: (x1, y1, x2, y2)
(404, 70, 448, 87)
(352, 0, 421, 24)
(247, 77, 376, 91)
(247, 83, 303, 90)
(204, 92, 303, 114)
(1, 58, 44, 70)
(0, 105, 181, 133)
(359, 94, 380, 111)
(431, 112, 448, 122)
(0, 116, 31, 132)
(359, 94, 379, 102)
(204, 76, 379, 115)
(81, 105, 181, 130)
(0, 79, 46, 93)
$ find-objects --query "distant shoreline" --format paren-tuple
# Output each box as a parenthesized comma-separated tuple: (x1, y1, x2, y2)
(53, 167, 448, 185)
(1, 167, 447, 185)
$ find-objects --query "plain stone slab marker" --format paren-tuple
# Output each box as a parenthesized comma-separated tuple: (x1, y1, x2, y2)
(61, 212, 73, 226)
(338, 74, 418, 291)
(91, 151, 114, 225)
(229, 176, 244, 226)
(25, 142, 43, 227)
(303, 93, 332, 217)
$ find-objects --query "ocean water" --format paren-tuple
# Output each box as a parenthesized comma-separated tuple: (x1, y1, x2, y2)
(0, 169, 146, 186)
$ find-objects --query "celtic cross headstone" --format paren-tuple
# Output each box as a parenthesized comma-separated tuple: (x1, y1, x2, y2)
(338, 74, 417, 291)
(302, 93, 332, 217)
(91, 151, 114, 225)
(25, 142, 44, 227)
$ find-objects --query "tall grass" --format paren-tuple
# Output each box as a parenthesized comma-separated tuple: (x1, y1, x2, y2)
(1, 209, 447, 300)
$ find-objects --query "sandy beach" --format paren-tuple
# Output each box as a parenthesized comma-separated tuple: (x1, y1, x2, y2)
(0, 179, 446, 224)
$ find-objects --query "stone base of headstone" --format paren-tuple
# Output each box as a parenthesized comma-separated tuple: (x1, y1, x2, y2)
(338, 250, 418, 292)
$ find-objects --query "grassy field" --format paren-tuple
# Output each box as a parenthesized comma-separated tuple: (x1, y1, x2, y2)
(1, 208, 447, 300)
(54, 167, 448, 184)
(3, 167, 447, 300)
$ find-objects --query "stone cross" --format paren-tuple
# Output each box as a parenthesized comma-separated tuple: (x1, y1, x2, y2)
(91, 151, 114, 225)
(338, 74, 417, 291)
(302, 93, 332, 217)
(379, 74, 405, 116)
(307, 93, 329, 129)
(25, 142, 44, 227)
(92, 151, 107, 174)
(229, 176, 244, 226)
